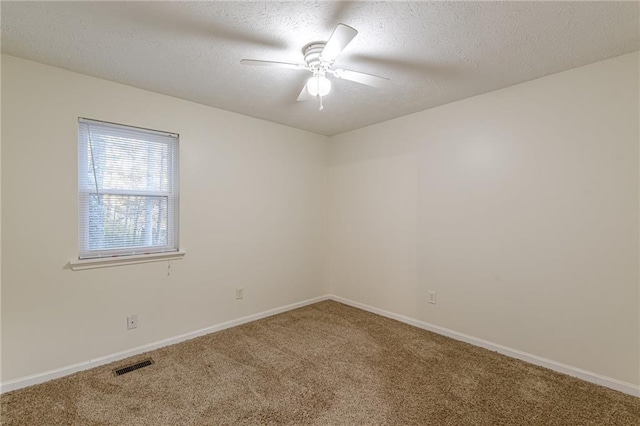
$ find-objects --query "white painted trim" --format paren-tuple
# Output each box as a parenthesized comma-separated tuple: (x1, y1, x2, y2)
(329, 295, 640, 398)
(3, 294, 638, 398)
(69, 250, 186, 270)
(0, 295, 330, 393)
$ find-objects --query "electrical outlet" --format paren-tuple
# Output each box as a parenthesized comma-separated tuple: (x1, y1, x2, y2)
(127, 314, 138, 330)
(235, 288, 244, 300)
(428, 291, 437, 305)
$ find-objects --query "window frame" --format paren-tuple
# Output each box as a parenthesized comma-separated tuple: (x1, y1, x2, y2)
(76, 117, 180, 261)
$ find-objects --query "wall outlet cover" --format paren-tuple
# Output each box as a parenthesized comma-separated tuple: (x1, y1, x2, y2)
(127, 314, 138, 330)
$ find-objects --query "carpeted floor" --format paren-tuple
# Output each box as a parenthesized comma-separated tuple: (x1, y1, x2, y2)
(1, 300, 639, 425)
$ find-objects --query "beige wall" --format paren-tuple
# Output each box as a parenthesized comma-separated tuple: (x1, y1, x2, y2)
(328, 52, 640, 385)
(1, 55, 329, 382)
(0, 55, 3, 378)
(2, 52, 639, 388)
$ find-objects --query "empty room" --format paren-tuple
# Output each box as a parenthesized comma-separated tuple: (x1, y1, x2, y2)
(1, 1, 639, 424)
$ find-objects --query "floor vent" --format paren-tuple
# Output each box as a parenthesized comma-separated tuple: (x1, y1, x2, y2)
(113, 358, 154, 376)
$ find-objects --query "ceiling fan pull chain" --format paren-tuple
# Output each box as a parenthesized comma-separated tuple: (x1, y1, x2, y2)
(319, 95, 324, 111)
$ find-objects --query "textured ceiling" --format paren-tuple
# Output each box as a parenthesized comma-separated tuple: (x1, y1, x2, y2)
(2, 1, 638, 136)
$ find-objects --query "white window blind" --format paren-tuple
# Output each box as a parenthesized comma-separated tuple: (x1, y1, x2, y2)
(78, 118, 179, 259)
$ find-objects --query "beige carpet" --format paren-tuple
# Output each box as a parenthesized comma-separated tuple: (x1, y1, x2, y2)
(2, 300, 639, 425)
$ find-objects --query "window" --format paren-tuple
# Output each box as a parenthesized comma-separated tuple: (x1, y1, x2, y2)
(78, 118, 179, 259)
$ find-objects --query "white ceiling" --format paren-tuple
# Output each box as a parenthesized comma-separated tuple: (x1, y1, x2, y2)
(2, 1, 638, 136)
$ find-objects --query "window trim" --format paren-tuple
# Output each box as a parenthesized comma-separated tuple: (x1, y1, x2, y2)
(77, 117, 180, 261)
(69, 250, 186, 271)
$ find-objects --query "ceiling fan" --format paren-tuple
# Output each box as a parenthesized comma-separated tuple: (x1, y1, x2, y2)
(240, 24, 389, 110)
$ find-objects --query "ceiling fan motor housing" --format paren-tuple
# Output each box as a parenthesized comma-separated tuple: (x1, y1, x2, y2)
(303, 42, 329, 72)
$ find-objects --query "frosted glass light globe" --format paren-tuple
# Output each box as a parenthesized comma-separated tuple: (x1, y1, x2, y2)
(306, 75, 331, 97)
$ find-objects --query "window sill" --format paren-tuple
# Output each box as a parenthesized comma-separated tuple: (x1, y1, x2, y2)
(69, 251, 186, 271)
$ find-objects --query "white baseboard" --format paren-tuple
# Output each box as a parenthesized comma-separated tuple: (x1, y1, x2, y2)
(329, 295, 640, 398)
(3, 293, 638, 398)
(0, 295, 330, 394)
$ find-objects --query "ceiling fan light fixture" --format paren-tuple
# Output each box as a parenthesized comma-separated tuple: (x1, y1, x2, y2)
(306, 75, 331, 97)
(240, 23, 388, 107)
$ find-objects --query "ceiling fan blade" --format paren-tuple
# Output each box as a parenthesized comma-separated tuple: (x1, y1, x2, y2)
(334, 68, 390, 88)
(240, 59, 304, 70)
(297, 84, 312, 102)
(321, 24, 358, 63)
